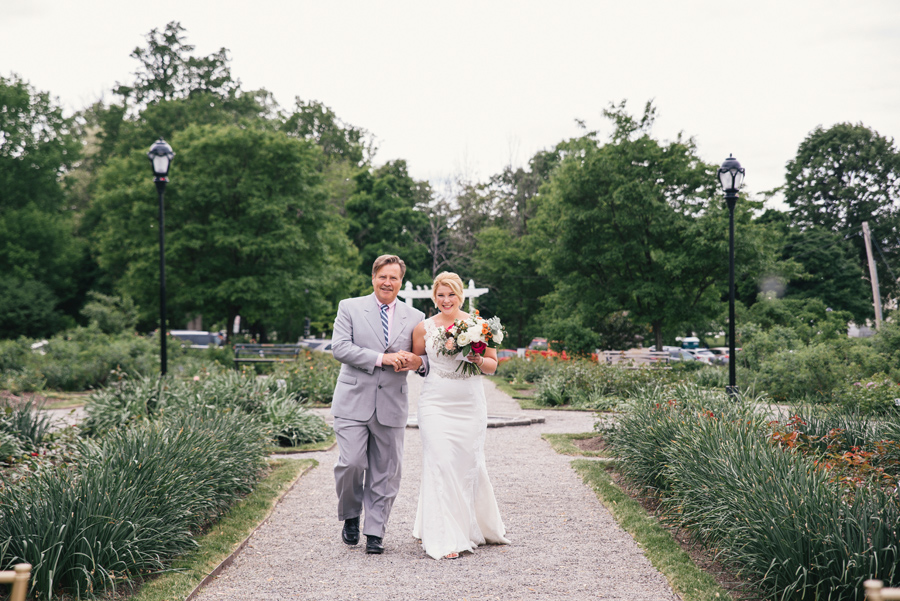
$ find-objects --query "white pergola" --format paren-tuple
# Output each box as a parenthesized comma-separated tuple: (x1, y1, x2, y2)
(398, 279, 489, 312)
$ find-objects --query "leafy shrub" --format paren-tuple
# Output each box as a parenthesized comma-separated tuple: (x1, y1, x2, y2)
(690, 365, 728, 388)
(0, 339, 29, 372)
(496, 354, 561, 384)
(268, 351, 340, 404)
(832, 374, 900, 415)
(768, 412, 900, 488)
(0, 410, 268, 598)
(737, 324, 800, 372)
(79, 292, 138, 335)
(0, 328, 212, 392)
(753, 343, 850, 403)
(1, 366, 46, 393)
(534, 360, 669, 408)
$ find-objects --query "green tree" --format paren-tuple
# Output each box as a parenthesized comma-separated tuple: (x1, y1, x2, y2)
(471, 226, 551, 348)
(534, 101, 779, 352)
(459, 150, 560, 347)
(0, 74, 85, 337)
(282, 98, 374, 167)
(114, 21, 239, 106)
(345, 160, 430, 283)
(766, 215, 872, 322)
(785, 122, 900, 297)
(92, 123, 356, 340)
(0, 74, 80, 211)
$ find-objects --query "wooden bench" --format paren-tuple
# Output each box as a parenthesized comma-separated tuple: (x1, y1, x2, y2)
(233, 344, 303, 365)
(866, 580, 900, 601)
(0, 564, 31, 601)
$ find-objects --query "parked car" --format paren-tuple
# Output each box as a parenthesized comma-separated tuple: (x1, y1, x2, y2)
(687, 348, 718, 365)
(170, 330, 224, 349)
(497, 349, 519, 362)
(708, 347, 741, 365)
(299, 338, 333, 354)
(527, 337, 548, 351)
(666, 348, 696, 362)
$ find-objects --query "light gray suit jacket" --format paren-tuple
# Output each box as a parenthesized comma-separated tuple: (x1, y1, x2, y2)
(330, 294, 426, 428)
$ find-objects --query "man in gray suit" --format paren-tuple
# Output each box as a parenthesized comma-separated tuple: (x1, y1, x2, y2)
(330, 254, 426, 554)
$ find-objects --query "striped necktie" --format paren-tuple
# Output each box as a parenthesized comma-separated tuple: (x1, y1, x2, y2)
(380, 304, 390, 346)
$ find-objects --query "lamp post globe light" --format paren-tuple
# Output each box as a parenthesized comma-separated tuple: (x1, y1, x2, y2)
(147, 138, 174, 376)
(717, 154, 745, 398)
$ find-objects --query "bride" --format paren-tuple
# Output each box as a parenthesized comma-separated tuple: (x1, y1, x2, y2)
(409, 271, 510, 560)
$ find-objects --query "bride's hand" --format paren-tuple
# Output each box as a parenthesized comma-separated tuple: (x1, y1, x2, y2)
(465, 353, 486, 369)
(394, 351, 423, 372)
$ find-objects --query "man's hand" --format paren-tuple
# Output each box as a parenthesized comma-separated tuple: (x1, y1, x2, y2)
(393, 350, 423, 372)
(382, 352, 407, 370)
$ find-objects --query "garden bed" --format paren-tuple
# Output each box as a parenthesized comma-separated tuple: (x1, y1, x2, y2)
(602, 383, 900, 600)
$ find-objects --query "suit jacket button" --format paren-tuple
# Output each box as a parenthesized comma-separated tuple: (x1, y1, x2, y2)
(381, 367, 385, 371)
(378, 385, 383, 389)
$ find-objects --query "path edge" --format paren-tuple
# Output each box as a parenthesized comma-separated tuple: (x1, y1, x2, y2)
(184, 460, 317, 601)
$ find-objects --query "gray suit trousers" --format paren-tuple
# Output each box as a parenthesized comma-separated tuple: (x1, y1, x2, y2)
(333, 414, 405, 539)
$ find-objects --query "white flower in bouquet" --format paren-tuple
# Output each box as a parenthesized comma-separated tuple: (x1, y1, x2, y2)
(435, 311, 508, 376)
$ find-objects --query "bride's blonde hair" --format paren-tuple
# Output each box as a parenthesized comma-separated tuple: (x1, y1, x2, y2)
(431, 272, 465, 307)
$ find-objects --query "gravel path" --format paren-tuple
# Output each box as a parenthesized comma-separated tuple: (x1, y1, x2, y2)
(193, 376, 679, 601)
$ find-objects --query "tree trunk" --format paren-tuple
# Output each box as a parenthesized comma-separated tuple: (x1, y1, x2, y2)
(653, 321, 663, 352)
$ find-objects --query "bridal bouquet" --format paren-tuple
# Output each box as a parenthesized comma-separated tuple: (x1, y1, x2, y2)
(436, 311, 506, 375)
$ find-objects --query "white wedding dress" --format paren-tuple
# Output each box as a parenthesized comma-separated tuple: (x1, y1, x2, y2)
(413, 318, 510, 559)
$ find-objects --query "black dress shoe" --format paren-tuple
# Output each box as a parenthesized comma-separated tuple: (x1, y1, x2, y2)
(342, 517, 360, 546)
(365, 535, 385, 554)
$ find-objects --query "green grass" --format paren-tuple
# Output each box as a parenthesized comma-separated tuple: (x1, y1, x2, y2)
(494, 379, 595, 411)
(572, 460, 731, 601)
(541, 432, 611, 457)
(39, 390, 90, 409)
(127, 458, 315, 601)
(493, 379, 536, 400)
(268, 433, 335, 454)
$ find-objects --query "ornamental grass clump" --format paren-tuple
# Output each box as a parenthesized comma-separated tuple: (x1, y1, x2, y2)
(83, 371, 331, 447)
(604, 382, 758, 492)
(606, 384, 900, 600)
(0, 410, 267, 599)
(0, 397, 53, 449)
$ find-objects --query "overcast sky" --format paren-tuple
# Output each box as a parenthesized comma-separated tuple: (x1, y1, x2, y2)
(2, 0, 899, 206)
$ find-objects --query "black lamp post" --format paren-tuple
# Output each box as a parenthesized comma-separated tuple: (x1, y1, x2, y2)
(148, 138, 175, 376)
(717, 154, 745, 398)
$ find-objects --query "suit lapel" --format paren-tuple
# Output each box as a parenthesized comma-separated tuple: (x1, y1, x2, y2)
(388, 303, 409, 347)
(363, 294, 388, 347)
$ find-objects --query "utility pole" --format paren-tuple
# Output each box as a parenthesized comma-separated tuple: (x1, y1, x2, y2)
(862, 221, 884, 329)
